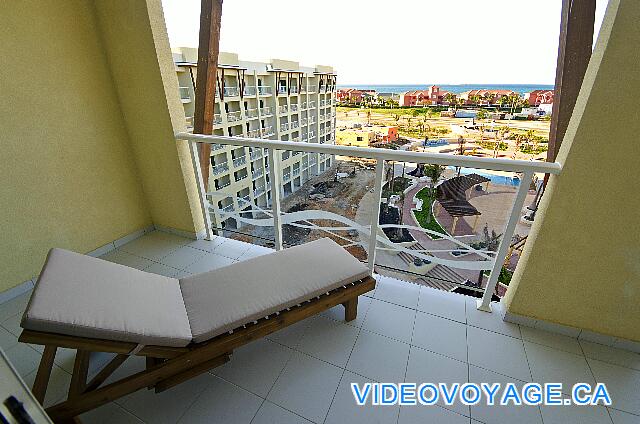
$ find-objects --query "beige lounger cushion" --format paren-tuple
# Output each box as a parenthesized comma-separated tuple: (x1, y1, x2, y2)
(22, 248, 193, 348)
(180, 237, 370, 343)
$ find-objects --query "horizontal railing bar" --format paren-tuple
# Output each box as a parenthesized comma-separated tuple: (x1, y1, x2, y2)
(374, 263, 484, 293)
(175, 133, 562, 174)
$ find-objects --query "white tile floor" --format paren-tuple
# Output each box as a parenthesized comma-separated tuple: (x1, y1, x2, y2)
(1, 231, 639, 424)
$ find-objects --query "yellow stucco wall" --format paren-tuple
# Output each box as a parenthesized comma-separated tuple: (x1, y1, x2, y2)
(504, 0, 640, 341)
(0, 0, 205, 293)
(93, 0, 204, 236)
(0, 1, 152, 291)
(336, 130, 374, 147)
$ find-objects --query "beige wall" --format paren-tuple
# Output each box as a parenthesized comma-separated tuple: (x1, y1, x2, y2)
(93, 0, 204, 236)
(504, 0, 640, 341)
(0, 0, 202, 292)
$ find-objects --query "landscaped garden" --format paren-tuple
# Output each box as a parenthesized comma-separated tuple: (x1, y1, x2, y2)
(412, 186, 447, 239)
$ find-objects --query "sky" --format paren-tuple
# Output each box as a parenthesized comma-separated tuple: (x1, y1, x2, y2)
(161, 0, 609, 85)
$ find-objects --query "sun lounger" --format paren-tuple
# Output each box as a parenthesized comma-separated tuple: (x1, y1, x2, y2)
(19, 237, 375, 422)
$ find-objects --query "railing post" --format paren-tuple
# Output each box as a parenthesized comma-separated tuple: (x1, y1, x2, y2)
(477, 170, 534, 312)
(367, 159, 386, 275)
(267, 148, 284, 251)
(188, 140, 214, 240)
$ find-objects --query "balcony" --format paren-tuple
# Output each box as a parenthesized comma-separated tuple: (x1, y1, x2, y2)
(232, 155, 247, 167)
(215, 179, 231, 189)
(308, 131, 315, 138)
(301, 102, 308, 110)
(213, 113, 223, 125)
(309, 101, 316, 108)
(290, 121, 300, 130)
(179, 86, 191, 102)
(234, 172, 248, 182)
(283, 171, 291, 181)
(211, 161, 229, 175)
(277, 86, 287, 95)
(290, 86, 298, 94)
(290, 104, 299, 112)
(252, 168, 263, 179)
(221, 203, 234, 212)
(278, 105, 288, 114)
(245, 108, 259, 119)
(280, 122, 289, 132)
(246, 129, 260, 138)
(227, 110, 243, 122)
(212, 143, 225, 151)
(250, 148, 263, 160)
(253, 185, 265, 197)
(320, 100, 327, 107)
(292, 167, 300, 176)
(243, 85, 257, 96)
(260, 106, 273, 116)
(222, 86, 240, 97)
(261, 126, 275, 137)
(257, 85, 272, 95)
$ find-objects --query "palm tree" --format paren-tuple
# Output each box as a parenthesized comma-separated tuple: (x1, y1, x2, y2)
(423, 164, 445, 223)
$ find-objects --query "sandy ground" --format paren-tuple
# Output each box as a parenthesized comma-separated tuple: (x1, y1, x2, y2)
(337, 107, 551, 161)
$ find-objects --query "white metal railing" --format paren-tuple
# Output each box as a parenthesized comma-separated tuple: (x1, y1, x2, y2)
(308, 131, 315, 138)
(301, 118, 308, 126)
(277, 86, 287, 95)
(243, 86, 257, 96)
(245, 108, 259, 119)
(235, 173, 248, 182)
(307, 86, 316, 93)
(246, 129, 260, 138)
(282, 151, 290, 160)
(283, 172, 291, 181)
(309, 101, 316, 108)
(290, 104, 299, 112)
(291, 121, 300, 129)
(261, 126, 274, 137)
(221, 203, 234, 212)
(293, 168, 300, 176)
(179, 87, 191, 100)
(223, 86, 240, 97)
(280, 122, 289, 131)
(213, 114, 223, 125)
(290, 86, 298, 94)
(299, 86, 306, 93)
(227, 111, 243, 122)
(301, 135, 308, 142)
(309, 117, 316, 124)
(257, 86, 272, 95)
(232, 156, 247, 167)
(260, 107, 272, 116)
(252, 168, 263, 179)
(212, 162, 229, 175)
(278, 105, 288, 114)
(301, 102, 308, 110)
(212, 143, 224, 151)
(178, 132, 561, 313)
(320, 100, 327, 107)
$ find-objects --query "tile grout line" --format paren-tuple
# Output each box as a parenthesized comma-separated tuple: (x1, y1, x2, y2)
(396, 286, 421, 424)
(578, 339, 616, 424)
(464, 294, 472, 421)
(321, 289, 376, 424)
(518, 321, 545, 424)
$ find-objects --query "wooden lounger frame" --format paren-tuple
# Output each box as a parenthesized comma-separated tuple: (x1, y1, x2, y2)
(19, 276, 375, 423)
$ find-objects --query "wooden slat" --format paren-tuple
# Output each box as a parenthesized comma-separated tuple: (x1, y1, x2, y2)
(32, 345, 57, 404)
(154, 353, 230, 393)
(19, 331, 188, 359)
(548, 0, 596, 161)
(84, 354, 129, 393)
(192, 0, 223, 190)
(44, 277, 375, 421)
(69, 350, 90, 399)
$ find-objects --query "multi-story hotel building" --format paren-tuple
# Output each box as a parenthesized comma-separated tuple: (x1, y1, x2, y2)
(173, 48, 337, 230)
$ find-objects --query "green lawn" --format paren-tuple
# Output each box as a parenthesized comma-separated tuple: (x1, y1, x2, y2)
(413, 187, 447, 240)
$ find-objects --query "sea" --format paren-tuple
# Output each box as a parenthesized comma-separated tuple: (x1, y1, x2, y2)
(337, 84, 554, 95)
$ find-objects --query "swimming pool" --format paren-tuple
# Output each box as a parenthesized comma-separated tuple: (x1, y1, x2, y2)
(448, 167, 521, 186)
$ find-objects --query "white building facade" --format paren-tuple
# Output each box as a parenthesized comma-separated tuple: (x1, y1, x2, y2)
(173, 48, 337, 230)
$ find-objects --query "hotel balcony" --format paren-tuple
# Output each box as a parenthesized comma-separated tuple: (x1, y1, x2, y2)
(257, 85, 272, 95)
(249, 148, 263, 161)
(278, 105, 289, 114)
(301, 102, 308, 110)
(226, 110, 242, 122)
(178, 86, 191, 102)
(291, 121, 300, 130)
(290, 86, 299, 94)
(277, 86, 287, 95)
(232, 155, 247, 168)
(211, 161, 229, 176)
(245, 108, 259, 119)
(222, 86, 240, 97)
(280, 122, 289, 132)
(246, 129, 260, 138)
(261, 126, 275, 137)
(243, 85, 257, 96)
(309, 100, 316, 108)
(251, 168, 263, 179)
(260, 106, 273, 116)
(213, 113, 223, 125)
(3, 2, 640, 424)
(253, 185, 265, 197)
(290, 103, 299, 112)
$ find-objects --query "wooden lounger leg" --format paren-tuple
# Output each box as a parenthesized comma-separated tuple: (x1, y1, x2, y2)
(32, 345, 57, 404)
(69, 350, 90, 399)
(342, 297, 358, 322)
